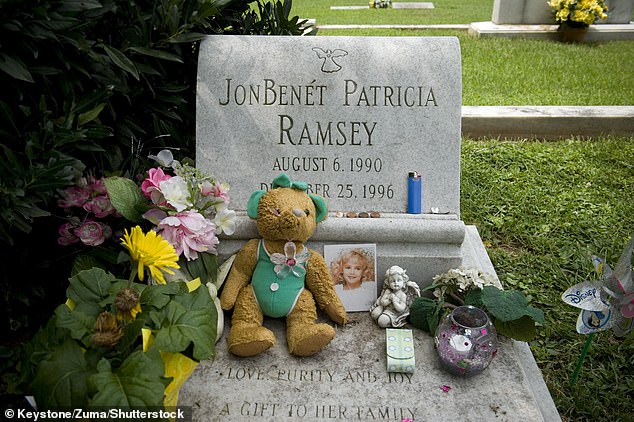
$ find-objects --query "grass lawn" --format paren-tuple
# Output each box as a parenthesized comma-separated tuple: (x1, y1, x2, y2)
(461, 137, 634, 421)
(293, 1, 634, 106)
(294, 0, 495, 25)
(291, 1, 634, 421)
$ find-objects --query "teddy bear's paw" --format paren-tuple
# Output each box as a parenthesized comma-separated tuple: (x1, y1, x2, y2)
(287, 323, 336, 356)
(227, 325, 276, 357)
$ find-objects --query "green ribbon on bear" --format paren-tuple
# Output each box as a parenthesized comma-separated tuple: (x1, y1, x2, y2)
(271, 173, 308, 191)
(247, 173, 327, 223)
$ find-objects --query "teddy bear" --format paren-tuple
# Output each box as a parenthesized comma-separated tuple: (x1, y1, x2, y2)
(219, 173, 348, 357)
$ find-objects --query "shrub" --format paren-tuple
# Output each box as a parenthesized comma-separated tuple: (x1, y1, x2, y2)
(0, 0, 305, 335)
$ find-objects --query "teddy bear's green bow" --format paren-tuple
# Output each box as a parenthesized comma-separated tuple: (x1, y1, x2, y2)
(272, 173, 308, 191)
(247, 173, 328, 223)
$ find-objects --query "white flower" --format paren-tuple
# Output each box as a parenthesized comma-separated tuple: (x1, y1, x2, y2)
(433, 286, 447, 299)
(433, 267, 500, 296)
(214, 208, 236, 236)
(149, 149, 178, 167)
(159, 176, 192, 212)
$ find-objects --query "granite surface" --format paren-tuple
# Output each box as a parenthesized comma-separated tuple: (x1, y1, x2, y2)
(178, 227, 561, 421)
(196, 35, 461, 215)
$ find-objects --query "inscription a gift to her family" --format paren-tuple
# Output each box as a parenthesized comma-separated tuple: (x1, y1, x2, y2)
(196, 35, 461, 214)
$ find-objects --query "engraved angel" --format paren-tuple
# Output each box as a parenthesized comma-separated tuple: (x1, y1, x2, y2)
(312, 47, 348, 73)
(371, 266, 421, 328)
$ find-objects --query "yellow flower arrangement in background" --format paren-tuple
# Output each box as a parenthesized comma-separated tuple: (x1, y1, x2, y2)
(548, 0, 608, 27)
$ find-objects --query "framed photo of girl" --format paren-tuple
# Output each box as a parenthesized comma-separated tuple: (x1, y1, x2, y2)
(324, 243, 378, 312)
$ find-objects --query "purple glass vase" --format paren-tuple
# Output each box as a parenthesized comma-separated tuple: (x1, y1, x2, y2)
(434, 305, 498, 376)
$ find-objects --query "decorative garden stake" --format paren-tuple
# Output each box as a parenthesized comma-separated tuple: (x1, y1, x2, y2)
(562, 234, 634, 383)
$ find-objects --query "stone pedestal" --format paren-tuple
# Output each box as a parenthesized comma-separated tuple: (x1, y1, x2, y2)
(219, 213, 465, 292)
(180, 226, 561, 421)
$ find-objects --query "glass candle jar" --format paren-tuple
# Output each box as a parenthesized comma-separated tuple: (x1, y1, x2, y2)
(434, 305, 497, 377)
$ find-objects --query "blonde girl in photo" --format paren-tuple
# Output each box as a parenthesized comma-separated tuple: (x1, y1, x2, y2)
(330, 248, 375, 290)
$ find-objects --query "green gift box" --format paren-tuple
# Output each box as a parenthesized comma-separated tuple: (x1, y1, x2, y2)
(386, 328, 415, 373)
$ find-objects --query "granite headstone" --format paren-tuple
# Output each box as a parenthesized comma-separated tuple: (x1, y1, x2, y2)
(492, 0, 633, 25)
(179, 34, 560, 422)
(196, 35, 461, 215)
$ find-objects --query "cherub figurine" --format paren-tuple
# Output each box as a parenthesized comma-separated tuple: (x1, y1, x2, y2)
(370, 266, 421, 328)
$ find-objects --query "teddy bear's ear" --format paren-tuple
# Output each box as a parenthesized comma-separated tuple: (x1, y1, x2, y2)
(309, 194, 328, 223)
(247, 190, 267, 219)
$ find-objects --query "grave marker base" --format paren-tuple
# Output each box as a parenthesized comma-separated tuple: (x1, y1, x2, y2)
(179, 227, 561, 421)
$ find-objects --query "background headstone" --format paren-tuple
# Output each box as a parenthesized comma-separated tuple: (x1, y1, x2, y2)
(197, 35, 461, 215)
(492, 0, 634, 25)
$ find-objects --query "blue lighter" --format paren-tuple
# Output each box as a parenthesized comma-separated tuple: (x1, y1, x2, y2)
(407, 171, 422, 214)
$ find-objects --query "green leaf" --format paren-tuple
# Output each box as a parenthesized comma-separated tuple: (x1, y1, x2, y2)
(140, 283, 181, 311)
(481, 287, 528, 321)
(71, 254, 104, 276)
(181, 252, 218, 285)
(101, 45, 139, 80)
(115, 318, 146, 356)
(0, 53, 34, 82)
(167, 32, 208, 43)
(67, 268, 118, 317)
(57, 0, 103, 12)
(89, 348, 168, 407)
(409, 297, 444, 334)
(19, 317, 69, 388)
(480, 286, 544, 325)
(78, 103, 106, 126)
(32, 340, 95, 408)
(464, 288, 484, 309)
(103, 176, 147, 222)
(54, 304, 96, 344)
(153, 287, 215, 360)
(493, 315, 538, 342)
(127, 47, 184, 63)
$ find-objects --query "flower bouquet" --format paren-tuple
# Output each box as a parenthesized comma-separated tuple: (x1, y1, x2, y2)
(19, 150, 236, 410)
(21, 226, 214, 410)
(409, 267, 544, 342)
(547, 0, 608, 28)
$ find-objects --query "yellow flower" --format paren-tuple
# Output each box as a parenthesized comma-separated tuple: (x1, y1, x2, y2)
(121, 226, 180, 284)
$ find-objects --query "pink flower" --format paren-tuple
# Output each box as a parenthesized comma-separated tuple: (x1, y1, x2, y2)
(57, 185, 91, 209)
(157, 211, 218, 260)
(83, 195, 115, 218)
(88, 176, 108, 196)
(141, 168, 172, 205)
(621, 297, 634, 319)
(142, 208, 168, 225)
(201, 181, 230, 204)
(58, 221, 80, 245)
(74, 220, 112, 246)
